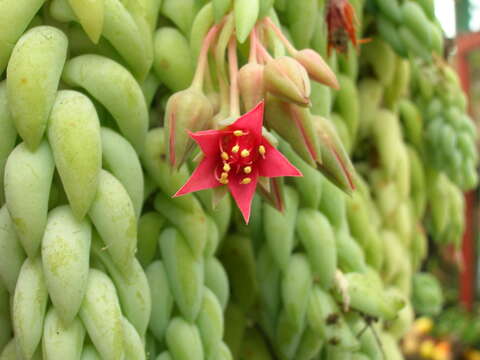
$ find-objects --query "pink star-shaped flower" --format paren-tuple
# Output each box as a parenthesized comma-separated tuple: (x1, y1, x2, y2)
(174, 101, 302, 223)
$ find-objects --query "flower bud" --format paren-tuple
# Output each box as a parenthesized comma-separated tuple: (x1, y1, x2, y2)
(238, 62, 265, 112)
(294, 49, 339, 89)
(164, 87, 213, 168)
(264, 56, 311, 107)
(313, 115, 356, 194)
(264, 94, 321, 166)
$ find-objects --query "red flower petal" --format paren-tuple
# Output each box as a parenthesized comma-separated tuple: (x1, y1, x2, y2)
(229, 101, 264, 141)
(258, 141, 302, 178)
(228, 169, 259, 223)
(189, 130, 223, 156)
(174, 157, 220, 196)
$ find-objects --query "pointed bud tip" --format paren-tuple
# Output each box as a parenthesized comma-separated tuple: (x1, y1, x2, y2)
(295, 49, 340, 90)
(239, 63, 265, 112)
(264, 57, 311, 107)
(314, 116, 356, 194)
(329, 77, 341, 90)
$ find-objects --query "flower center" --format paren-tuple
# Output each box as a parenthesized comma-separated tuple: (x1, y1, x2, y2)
(215, 129, 266, 185)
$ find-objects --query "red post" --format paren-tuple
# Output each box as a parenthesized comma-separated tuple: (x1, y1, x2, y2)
(456, 33, 480, 311)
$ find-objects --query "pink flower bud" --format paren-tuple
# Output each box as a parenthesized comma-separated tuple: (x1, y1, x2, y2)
(238, 62, 265, 112)
(164, 87, 213, 168)
(313, 115, 356, 193)
(294, 49, 339, 89)
(264, 56, 311, 107)
(264, 95, 321, 166)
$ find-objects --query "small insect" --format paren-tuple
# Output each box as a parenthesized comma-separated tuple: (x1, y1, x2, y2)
(326, 0, 366, 55)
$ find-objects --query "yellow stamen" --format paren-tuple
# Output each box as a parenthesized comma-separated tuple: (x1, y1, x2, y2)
(233, 130, 244, 136)
(241, 149, 250, 158)
(232, 145, 239, 153)
(223, 163, 231, 172)
(219, 178, 229, 185)
(259, 145, 266, 156)
(240, 177, 252, 185)
(221, 152, 229, 160)
(220, 172, 228, 179)
(244, 166, 252, 174)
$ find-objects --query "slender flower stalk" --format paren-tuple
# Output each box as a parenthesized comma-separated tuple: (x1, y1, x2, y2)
(239, 26, 266, 112)
(256, 42, 273, 63)
(263, 17, 297, 55)
(264, 17, 339, 89)
(213, 14, 236, 127)
(249, 26, 259, 64)
(164, 20, 224, 168)
(214, 14, 235, 85)
(228, 36, 240, 117)
(191, 20, 224, 90)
